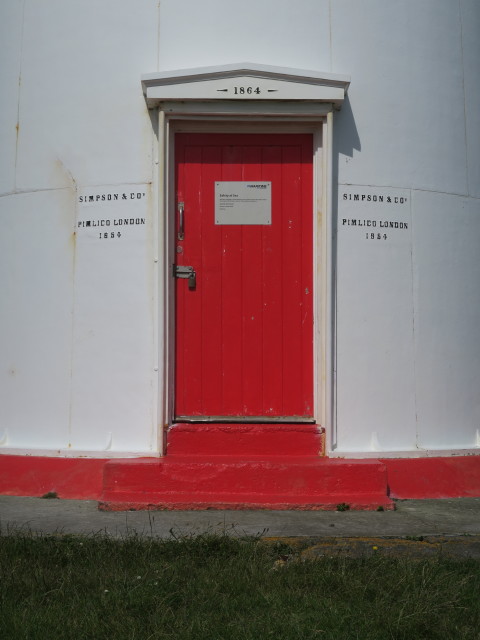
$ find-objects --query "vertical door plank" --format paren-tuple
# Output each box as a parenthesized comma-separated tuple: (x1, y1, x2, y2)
(261, 145, 284, 415)
(241, 146, 264, 415)
(175, 140, 186, 414)
(281, 144, 304, 415)
(220, 144, 243, 415)
(300, 138, 314, 415)
(201, 145, 223, 415)
(177, 145, 203, 415)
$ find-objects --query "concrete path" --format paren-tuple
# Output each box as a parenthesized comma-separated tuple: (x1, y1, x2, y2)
(1, 495, 479, 540)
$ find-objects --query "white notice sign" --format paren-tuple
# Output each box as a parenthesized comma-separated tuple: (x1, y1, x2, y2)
(215, 181, 271, 225)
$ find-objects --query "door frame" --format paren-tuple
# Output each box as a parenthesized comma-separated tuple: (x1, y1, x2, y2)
(155, 110, 334, 454)
(143, 65, 349, 454)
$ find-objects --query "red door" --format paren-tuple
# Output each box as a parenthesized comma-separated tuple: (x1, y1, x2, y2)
(174, 133, 313, 422)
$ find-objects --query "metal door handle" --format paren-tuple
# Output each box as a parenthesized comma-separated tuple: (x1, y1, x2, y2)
(178, 201, 184, 240)
(174, 264, 196, 290)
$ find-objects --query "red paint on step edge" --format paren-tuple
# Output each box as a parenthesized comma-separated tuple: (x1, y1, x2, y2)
(167, 423, 325, 457)
(98, 500, 395, 512)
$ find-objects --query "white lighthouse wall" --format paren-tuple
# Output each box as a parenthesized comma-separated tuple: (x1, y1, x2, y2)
(412, 191, 480, 451)
(15, 0, 158, 191)
(0, 189, 74, 449)
(463, 0, 480, 199)
(157, 0, 332, 72)
(0, 0, 23, 195)
(332, 0, 468, 194)
(0, 0, 479, 456)
(331, 0, 480, 453)
(1, 0, 159, 455)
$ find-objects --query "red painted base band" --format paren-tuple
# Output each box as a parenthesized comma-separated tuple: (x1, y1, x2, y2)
(381, 456, 480, 499)
(1, 453, 479, 506)
(0, 455, 106, 500)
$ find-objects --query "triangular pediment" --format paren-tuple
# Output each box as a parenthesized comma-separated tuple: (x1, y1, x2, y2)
(142, 63, 350, 108)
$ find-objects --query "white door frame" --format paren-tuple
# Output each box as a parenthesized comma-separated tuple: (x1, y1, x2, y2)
(142, 64, 350, 455)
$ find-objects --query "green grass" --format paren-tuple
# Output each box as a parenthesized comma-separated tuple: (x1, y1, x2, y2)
(1, 532, 479, 639)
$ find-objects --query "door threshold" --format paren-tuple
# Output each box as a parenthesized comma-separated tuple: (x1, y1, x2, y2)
(174, 417, 316, 424)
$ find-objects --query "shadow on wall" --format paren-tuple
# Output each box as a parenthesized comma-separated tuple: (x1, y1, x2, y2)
(148, 109, 159, 139)
(329, 94, 361, 426)
(331, 93, 361, 230)
(332, 94, 361, 182)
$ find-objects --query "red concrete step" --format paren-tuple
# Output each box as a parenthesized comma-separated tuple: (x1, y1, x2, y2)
(167, 423, 324, 456)
(99, 457, 393, 511)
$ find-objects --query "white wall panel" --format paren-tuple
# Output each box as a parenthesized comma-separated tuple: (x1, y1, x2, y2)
(0, 0, 24, 195)
(412, 190, 480, 450)
(332, 0, 468, 196)
(15, 0, 158, 193)
(69, 185, 155, 452)
(335, 186, 416, 452)
(158, 0, 331, 72)
(0, 190, 74, 449)
(461, 0, 480, 199)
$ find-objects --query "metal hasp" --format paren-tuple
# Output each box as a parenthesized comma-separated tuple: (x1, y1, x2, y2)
(174, 264, 196, 290)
